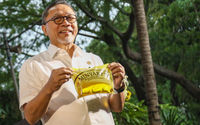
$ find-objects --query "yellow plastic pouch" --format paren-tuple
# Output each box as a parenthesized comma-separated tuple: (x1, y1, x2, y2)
(72, 64, 114, 98)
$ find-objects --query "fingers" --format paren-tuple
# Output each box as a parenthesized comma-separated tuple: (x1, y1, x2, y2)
(54, 67, 73, 82)
(111, 67, 124, 75)
(58, 79, 69, 85)
(48, 67, 73, 92)
(59, 74, 72, 81)
(108, 62, 125, 78)
(108, 62, 126, 89)
(113, 72, 125, 78)
(57, 67, 73, 75)
(51, 67, 72, 82)
(108, 62, 124, 71)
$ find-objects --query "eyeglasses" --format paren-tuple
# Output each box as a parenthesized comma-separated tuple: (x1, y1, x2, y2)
(43, 14, 77, 25)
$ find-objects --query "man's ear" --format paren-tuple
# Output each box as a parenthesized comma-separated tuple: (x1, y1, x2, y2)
(42, 25, 48, 36)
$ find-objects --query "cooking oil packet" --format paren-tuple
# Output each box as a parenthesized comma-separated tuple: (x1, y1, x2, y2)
(72, 64, 114, 98)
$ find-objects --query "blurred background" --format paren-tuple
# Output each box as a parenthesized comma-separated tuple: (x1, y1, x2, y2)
(0, 0, 199, 124)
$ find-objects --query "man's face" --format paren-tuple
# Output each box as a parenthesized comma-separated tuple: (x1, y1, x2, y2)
(42, 4, 78, 46)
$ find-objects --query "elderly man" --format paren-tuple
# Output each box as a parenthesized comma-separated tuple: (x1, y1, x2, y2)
(19, 0, 126, 125)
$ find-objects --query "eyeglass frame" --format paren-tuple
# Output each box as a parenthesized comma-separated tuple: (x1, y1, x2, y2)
(43, 14, 77, 25)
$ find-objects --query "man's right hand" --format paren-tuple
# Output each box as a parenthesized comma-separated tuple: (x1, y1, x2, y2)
(47, 67, 73, 93)
(23, 67, 73, 124)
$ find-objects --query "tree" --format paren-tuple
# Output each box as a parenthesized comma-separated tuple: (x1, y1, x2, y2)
(134, 0, 161, 124)
(0, 0, 199, 124)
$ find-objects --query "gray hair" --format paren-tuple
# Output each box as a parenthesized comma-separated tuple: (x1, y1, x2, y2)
(41, 0, 74, 25)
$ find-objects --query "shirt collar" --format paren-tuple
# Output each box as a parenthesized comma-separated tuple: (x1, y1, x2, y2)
(47, 44, 85, 59)
(47, 44, 61, 59)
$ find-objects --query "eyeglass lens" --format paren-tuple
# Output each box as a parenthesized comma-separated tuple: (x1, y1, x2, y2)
(54, 15, 76, 24)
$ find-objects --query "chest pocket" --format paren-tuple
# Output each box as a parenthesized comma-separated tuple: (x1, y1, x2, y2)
(72, 54, 94, 68)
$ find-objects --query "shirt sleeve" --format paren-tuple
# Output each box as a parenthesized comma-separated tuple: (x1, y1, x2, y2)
(19, 59, 42, 111)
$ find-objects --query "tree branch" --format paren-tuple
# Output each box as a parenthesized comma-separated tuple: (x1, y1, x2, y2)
(10, 50, 34, 57)
(78, 32, 102, 40)
(8, 20, 42, 42)
(78, 19, 94, 32)
(110, 1, 131, 16)
(100, 32, 146, 101)
(74, 0, 123, 38)
(0, 20, 41, 49)
(80, 27, 99, 35)
(31, 29, 45, 36)
(126, 48, 200, 100)
(119, 0, 200, 100)
(122, 10, 135, 41)
(20, 52, 34, 57)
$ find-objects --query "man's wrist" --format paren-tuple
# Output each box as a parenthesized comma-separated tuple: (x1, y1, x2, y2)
(44, 82, 55, 95)
(114, 83, 125, 94)
(113, 75, 128, 94)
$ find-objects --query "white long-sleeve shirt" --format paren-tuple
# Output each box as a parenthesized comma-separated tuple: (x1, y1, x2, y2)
(19, 44, 115, 125)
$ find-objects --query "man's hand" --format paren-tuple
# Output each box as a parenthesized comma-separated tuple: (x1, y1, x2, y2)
(23, 67, 73, 124)
(108, 62, 126, 112)
(47, 67, 73, 93)
(108, 62, 125, 89)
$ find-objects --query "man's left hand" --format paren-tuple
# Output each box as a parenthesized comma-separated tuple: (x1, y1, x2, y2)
(108, 62, 125, 89)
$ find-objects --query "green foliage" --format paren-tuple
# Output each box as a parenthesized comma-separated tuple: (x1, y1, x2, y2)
(0, 89, 21, 124)
(113, 101, 148, 125)
(86, 0, 200, 124)
(157, 79, 172, 103)
(147, 0, 200, 100)
(148, 0, 200, 78)
(113, 87, 149, 125)
(86, 39, 120, 63)
(160, 104, 199, 125)
(112, 101, 200, 125)
(0, 0, 199, 124)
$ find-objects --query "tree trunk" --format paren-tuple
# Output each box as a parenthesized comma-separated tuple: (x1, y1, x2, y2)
(134, 0, 162, 125)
